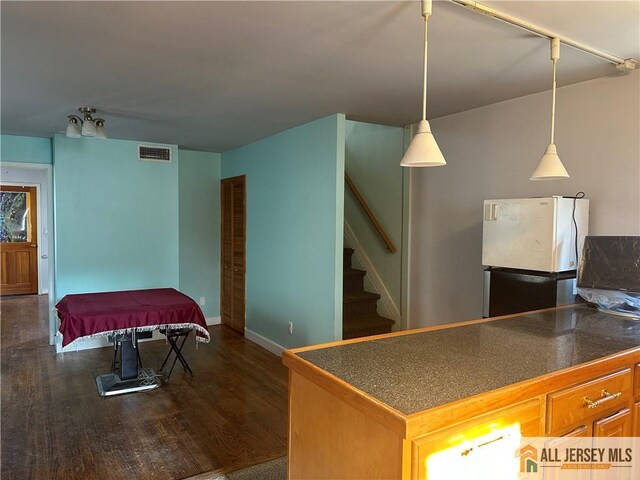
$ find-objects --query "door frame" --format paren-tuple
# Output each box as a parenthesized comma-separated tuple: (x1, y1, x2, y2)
(0, 161, 56, 345)
(220, 175, 246, 334)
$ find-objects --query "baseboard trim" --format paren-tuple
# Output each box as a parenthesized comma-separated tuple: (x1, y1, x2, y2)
(206, 316, 221, 326)
(244, 328, 285, 357)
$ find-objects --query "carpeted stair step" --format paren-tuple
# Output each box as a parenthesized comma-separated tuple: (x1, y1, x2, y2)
(343, 268, 366, 294)
(343, 315, 395, 340)
(343, 291, 380, 320)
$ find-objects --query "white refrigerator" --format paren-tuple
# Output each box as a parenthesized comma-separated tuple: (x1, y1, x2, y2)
(482, 196, 589, 272)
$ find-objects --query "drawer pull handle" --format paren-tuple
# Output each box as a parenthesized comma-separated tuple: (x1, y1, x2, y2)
(583, 390, 622, 409)
(460, 436, 505, 457)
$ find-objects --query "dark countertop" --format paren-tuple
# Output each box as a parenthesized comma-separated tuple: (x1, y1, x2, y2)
(297, 305, 640, 415)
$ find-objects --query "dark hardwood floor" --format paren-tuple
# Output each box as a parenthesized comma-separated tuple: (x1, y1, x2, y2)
(1, 295, 288, 480)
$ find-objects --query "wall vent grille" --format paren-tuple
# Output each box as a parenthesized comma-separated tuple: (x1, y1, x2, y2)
(138, 145, 172, 162)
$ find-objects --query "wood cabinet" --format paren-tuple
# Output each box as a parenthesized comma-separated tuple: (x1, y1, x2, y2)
(220, 175, 246, 333)
(634, 402, 640, 436)
(411, 400, 542, 479)
(633, 363, 640, 436)
(547, 369, 631, 435)
(593, 408, 632, 437)
(543, 426, 592, 480)
(284, 311, 640, 479)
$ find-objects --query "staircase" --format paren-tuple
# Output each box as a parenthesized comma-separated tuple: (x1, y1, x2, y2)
(343, 247, 395, 339)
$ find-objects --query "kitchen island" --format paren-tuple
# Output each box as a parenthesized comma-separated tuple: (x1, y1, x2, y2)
(283, 305, 640, 479)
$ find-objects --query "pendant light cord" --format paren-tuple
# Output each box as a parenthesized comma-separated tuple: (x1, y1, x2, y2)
(422, 16, 429, 121)
(550, 58, 557, 144)
(549, 38, 560, 145)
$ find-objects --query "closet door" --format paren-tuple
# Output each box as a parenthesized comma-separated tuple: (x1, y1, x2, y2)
(221, 176, 246, 333)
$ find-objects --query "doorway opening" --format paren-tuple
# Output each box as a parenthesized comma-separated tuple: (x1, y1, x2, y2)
(0, 162, 55, 344)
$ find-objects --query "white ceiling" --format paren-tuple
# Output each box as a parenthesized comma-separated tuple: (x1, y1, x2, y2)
(1, 1, 638, 152)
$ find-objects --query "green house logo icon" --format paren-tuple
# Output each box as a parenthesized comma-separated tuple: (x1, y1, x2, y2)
(520, 445, 538, 473)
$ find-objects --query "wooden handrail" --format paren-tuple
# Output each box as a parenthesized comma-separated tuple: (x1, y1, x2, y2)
(344, 172, 397, 254)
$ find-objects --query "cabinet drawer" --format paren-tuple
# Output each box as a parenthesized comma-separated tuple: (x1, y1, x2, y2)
(634, 363, 640, 399)
(412, 399, 541, 479)
(547, 369, 631, 434)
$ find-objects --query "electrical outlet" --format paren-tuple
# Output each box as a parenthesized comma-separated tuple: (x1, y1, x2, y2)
(199, 297, 206, 306)
(288, 322, 293, 335)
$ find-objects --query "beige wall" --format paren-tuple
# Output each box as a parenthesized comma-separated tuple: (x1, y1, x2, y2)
(408, 71, 640, 328)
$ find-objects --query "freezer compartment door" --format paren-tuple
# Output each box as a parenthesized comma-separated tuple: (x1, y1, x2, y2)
(482, 198, 556, 271)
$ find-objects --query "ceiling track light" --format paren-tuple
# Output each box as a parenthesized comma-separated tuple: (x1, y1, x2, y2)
(530, 38, 569, 181)
(448, 0, 639, 72)
(400, 0, 446, 168)
(65, 106, 107, 139)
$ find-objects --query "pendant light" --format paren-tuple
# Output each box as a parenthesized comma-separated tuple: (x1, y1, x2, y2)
(530, 38, 569, 180)
(400, 0, 446, 167)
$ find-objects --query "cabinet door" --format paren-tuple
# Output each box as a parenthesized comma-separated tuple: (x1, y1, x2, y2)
(634, 402, 640, 437)
(411, 400, 541, 480)
(593, 409, 633, 480)
(543, 425, 592, 480)
(594, 408, 631, 437)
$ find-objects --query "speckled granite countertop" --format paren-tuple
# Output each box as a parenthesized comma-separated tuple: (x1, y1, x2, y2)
(296, 305, 640, 415)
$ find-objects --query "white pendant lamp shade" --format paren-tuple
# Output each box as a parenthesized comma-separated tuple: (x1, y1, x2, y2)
(400, 120, 446, 167)
(400, 0, 446, 168)
(81, 119, 96, 137)
(94, 119, 107, 139)
(66, 117, 81, 138)
(530, 143, 569, 180)
(530, 38, 569, 180)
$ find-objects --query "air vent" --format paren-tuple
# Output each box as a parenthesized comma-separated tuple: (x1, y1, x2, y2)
(138, 145, 172, 162)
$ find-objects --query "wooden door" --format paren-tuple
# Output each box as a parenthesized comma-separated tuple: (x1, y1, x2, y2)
(1, 185, 38, 295)
(221, 176, 246, 333)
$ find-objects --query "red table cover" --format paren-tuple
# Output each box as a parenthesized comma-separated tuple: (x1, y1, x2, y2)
(56, 288, 210, 347)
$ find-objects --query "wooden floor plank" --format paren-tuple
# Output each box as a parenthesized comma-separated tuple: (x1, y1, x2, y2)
(0, 294, 288, 480)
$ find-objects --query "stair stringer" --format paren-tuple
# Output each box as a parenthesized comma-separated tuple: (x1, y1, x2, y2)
(344, 220, 401, 327)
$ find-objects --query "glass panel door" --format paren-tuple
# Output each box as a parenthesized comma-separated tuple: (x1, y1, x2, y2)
(0, 189, 33, 243)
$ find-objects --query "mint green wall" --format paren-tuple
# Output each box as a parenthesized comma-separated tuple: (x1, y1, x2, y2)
(53, 135, 179, 299)
(1, 134, 52, 164)
(179, 150, 221, 318)
(222, 114, 345, 348)
(344, 120, 405, 314)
